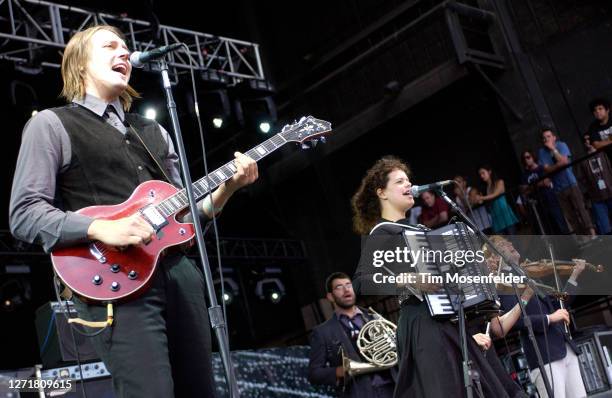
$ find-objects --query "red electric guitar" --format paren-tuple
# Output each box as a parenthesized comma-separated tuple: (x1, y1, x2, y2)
(51, 116, 332, 302)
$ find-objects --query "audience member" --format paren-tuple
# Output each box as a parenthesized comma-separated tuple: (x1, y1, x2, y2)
(453, 175, 492, 232)
(519, 150, 569, 234)
(586, 97, 612, 151)
(538, 129, 595, 236)
(578, 135, 612, 234)
(418, 190, 449, 229)
(475, 165, 518, 234)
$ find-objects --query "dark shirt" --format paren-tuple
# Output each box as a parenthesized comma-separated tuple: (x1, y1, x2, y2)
(337, 312, 366, 344)
(500, 279, 579, 370)
(587, 118, 612, 143)
(521, 165, 557, 203)
(578, 152, 612, 202)
(521, 165, 544, 186)
(336, 310, 393, 388)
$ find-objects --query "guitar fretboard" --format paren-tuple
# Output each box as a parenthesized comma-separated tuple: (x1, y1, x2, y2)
(155, 133, 288, 217)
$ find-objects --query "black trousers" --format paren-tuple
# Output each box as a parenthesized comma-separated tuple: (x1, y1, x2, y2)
(73, 253, 215, 398)
(394, 299, 509, 398)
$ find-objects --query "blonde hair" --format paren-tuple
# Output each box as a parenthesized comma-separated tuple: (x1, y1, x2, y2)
(60, 25, 139, 111)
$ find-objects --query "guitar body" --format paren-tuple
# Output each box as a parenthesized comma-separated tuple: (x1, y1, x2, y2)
(51, 180, 195, 302)
(49, 115, 332, 303)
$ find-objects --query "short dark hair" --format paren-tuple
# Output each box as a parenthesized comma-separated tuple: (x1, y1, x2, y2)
(541, 128, 556, 137)
(325, 272, 351, 293)
(589, 97, 610, 112)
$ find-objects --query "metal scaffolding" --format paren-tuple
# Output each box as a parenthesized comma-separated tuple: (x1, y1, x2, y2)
(0, 0, 265, 84)
(0, 230, 306, 263)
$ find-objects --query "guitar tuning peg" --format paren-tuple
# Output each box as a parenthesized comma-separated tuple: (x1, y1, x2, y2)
(311, 139, 318, 147)
(301, 143, 310, 150)
(319, 136, 326, 144)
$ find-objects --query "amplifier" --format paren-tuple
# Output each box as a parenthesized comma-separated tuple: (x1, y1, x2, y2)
(574, 329, 612, 394)
(41, 361, 111, 381)
(39, 361, 114, 398)
(35, 302, 100, 368)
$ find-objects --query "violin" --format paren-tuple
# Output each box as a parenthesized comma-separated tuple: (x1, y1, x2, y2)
(520, 259, 604, 278)
(495, 281, 568, 300)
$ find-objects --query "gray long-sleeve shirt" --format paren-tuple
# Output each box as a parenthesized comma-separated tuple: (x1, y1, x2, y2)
(9, 95, 183, 252)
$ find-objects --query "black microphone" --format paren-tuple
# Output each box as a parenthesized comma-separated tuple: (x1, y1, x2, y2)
(410, 180, 455, 196)
(130, 43, 183, 68)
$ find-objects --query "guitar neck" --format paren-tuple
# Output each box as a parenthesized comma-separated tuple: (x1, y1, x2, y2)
(155, 133, 288, 217)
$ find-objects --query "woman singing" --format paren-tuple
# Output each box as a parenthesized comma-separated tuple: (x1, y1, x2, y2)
(351, 156, 517, 398)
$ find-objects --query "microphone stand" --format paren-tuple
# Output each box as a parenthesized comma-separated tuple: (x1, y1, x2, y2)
(454, 271, 484, 398)
(528, 199, 571, 338)
(157, 59, 240, 397)
(437, 189, 554, 398)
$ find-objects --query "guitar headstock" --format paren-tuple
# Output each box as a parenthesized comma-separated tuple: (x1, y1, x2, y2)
(279, 116, 332, 148)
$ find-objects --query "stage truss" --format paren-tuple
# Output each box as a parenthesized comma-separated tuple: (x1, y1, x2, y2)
(0, 0, 265, 84)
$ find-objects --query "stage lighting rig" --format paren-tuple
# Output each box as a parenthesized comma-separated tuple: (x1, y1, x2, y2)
(255, 277, 285, 305)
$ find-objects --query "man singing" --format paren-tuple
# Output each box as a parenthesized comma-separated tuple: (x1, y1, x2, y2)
(9, 25, 258, 397)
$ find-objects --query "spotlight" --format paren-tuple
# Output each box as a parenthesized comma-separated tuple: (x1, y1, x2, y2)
(144, 108, 157, 120)
(234, 97, 277, 133)
(214, 277, 239, 306)
(0, 278, 31, 312)
(222, 292, 234, 305)
(212, 117, 224, 129)
(259, 121, 271, 134)
(269, 291, 281, 304)
(255, 277, 285, 304)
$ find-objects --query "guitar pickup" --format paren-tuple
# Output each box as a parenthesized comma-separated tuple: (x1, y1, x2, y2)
(89, 243, 107, 263)
(140, 205, 168, 231)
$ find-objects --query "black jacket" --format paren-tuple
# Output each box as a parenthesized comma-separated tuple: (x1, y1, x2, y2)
(307, 308, 397, 397)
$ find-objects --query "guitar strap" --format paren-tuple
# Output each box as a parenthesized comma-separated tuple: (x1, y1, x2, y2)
(126, 122, 174, 185)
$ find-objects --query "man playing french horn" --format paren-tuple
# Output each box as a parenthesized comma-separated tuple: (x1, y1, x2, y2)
(308, 272, 398, 398)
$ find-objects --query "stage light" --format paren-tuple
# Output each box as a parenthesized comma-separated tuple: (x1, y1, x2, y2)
(212, 117, 224, 128)
(259, 121, 271, 134)
(145, 108, 157, 120)
(255, 277, 285, 304)
(0, 278, 30, 312)
(234, 96, 277, 133)
(222, 292, 234, 305)
(269, 291, 281, 304)
(214, 277, 239, 305)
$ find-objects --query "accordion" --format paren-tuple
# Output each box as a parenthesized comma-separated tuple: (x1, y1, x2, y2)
(402, 222, 499, 319)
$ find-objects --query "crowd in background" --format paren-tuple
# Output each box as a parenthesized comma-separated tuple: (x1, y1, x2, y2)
(410, 97, 612, 237)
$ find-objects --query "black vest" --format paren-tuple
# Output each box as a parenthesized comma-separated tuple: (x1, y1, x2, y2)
(52, 104, 170, 212)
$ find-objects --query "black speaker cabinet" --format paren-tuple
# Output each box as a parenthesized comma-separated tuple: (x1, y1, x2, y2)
(35, 302, 100, 368)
